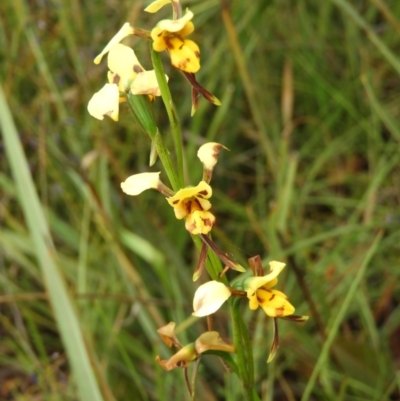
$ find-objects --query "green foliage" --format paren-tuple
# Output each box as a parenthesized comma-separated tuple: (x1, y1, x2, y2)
(1, 0, 400, 400)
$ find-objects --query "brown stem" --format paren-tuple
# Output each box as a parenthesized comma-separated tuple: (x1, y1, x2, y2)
(200, 234, 245, 272)
(184, 368, 192, 397)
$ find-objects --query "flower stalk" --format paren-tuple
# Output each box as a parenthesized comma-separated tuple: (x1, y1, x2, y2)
(151, 46, 184, 188)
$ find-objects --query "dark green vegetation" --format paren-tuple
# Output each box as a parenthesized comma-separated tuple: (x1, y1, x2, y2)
(1, 0, 400, 400)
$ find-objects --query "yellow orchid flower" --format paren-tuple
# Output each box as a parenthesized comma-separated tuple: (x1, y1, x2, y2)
(166, 181, 215, 235)
(244, 261, 295, 318)
(89, 43, 165, 120)
(192, 258, 308, 362)
(151, 9, 200, 73)
(192, 261, 302, 319)
(121, 142, 227, 234)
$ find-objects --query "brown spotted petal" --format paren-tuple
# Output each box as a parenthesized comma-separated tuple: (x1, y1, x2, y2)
(108, 44, 143, 91)
(249, 288, 295, 318)
(166, 181, 212, 219)
(185, 209, 215, 235)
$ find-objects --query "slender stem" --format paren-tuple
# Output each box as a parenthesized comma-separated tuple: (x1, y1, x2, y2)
(230, 299, 256, 401)
(184, 368, 192, 397)
(153, 129, 181, 191)
(151, 46, 184, 188)
(126, 93, 180, 191)
(190, 359, 201, 401)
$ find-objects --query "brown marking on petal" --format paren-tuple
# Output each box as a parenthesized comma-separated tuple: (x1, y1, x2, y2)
(133, 65, 144, 73)
(175, 59, 188, 70)
(172, 199, 180, 205)
(195, 50, 200, 58)
(166, 38, 175, 50)
(203, 218, 214, 227)
(197, 190, 208, 197)
(185, 200, 192, 214)
(275, 307, 285, 317)
(112, 74, 120, 84)
(179, 43, 184, 50)
(269, 293, 276, 302)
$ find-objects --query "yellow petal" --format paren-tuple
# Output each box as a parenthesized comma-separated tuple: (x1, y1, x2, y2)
(185, 210, 215, 235)
(157, 9, 193, 33)
(94, 23, 134, 64)
(257, 288, 295, 317)
(248, 293, 259, 310)
(192, 281, 231, 317)
(244, 261, 286, 298)
(169, 38, 200, 73)
(197, 142, 228, 170)
(167, 181, 212, 210)
(108, 44, 143, 91)
(120, 172, 161, 195)
(87, 83, 119, 121)
(130, 70, 168, 96)
(151, 28, 168, 52)
(144, 0, 170, 13)
(179, 21, 195, 37)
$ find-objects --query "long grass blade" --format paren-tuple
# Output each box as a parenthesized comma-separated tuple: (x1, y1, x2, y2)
(0, 86, 105, 401)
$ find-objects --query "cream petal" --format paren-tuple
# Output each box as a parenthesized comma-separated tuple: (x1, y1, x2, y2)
(197, 142, 228, 170)
(108, 44, 143, 90)
(130, 70, 168, 96)
(94, 23, 134, 64)
(157, 9, 193, 33)
(144, 0, 170, 13)
(121, 172, 161, 195)
(192, 281, 231, 317)
(87, 83, 119, 121)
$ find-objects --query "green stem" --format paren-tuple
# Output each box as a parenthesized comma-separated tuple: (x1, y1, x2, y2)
(126, 93, 180, 191)
(231, 299, 256, 401)
(151, 46, 184, 188)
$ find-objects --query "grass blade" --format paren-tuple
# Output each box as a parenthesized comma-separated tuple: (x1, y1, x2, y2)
(0, 86, 105, 401)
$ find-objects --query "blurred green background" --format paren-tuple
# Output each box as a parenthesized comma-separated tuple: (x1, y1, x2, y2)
(1, 0, 400, 400)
